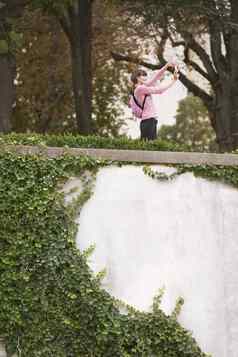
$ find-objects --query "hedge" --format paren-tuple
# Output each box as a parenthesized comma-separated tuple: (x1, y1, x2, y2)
(0, 133, 189, 152)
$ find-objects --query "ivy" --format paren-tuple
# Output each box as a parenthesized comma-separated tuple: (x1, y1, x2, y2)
(0, 28, 23, 55)
(0, 149, 210, 356)
(0, 39, 8, 54)
(143, 164, 238, 189)
(0, 132, 188, 152)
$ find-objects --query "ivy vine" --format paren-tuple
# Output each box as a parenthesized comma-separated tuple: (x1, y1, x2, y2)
(0, 150, 211, 357)
(143, 164, 238, 188)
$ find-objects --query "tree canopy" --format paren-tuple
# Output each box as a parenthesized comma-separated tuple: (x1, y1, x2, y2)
(158, 95, 216, 151)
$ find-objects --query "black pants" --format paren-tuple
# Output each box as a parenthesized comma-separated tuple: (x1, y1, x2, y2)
(140, 118, 158, 140)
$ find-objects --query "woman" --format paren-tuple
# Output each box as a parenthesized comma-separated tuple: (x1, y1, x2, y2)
(130, 62, 179, 140)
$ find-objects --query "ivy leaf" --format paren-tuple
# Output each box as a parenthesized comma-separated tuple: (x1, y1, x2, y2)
(9, 31, 23, 48)
(0, 39, 9, 54)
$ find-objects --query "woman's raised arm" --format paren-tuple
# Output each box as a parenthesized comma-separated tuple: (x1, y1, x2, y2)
(145, 62, 174, 86)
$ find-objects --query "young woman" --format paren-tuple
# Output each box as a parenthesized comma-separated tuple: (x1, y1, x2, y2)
(130, 63, 179, 140)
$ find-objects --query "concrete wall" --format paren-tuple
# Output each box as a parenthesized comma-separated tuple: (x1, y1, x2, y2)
(75, 165, 238, 357)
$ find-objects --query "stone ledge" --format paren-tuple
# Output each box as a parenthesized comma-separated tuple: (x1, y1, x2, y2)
(1, 144, 238, 166)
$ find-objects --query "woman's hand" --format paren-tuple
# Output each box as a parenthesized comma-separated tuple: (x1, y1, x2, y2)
(173, 71, 180, 80)
(173, 65, 180, 80)
(166, 62, 175, 69)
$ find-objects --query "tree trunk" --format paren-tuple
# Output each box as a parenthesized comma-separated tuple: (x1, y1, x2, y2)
(0, 0, 27, 134)
(210, 80, 231, 151)
(211, 1, 238, 151)
(0, 54, 15, 133)
(67, 0, 92, 134)
(230, 1, 238, 149)
(208, 80, 238, 152)
(230, 87, 238, 150)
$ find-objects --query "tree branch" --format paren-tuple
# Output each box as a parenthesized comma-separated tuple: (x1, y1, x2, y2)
(170, 34, 219, 86)
(184, 46, 212, 83)
(155, 24, 169, 60)
(170, 33, 218, 83)
(209, 20, 227, 75)
(222, 26, 231, 61)
(111, 51, 165, 70)
(171, 40, 186, 47)
(187, 36, 218, 83)
(179, 71, 214, 111)
(162, 40, 214, 109)
(58, 10, 72, 42)
(187, 60, 211, 83)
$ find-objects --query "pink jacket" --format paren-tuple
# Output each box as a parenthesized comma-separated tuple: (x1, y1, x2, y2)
(134, 66, 175, 120)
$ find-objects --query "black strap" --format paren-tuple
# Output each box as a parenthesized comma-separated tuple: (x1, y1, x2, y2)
(132, 92, 148, 112)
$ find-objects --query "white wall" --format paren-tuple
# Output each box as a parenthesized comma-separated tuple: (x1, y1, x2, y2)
(75, 165, 238, 357)
(0, 339, 6, 357)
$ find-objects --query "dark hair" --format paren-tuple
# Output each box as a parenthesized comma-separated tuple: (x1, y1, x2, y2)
(130, 69, 147, 85)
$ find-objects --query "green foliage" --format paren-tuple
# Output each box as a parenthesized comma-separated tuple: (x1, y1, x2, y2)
(151, 287, 165, 314)
(171, 297, 185, 320)
(0, 39, 8, 54)
(112, 0, 227, 28)
(143, 164, 238, 189)
(92, 61, 128, 137)
(143, 166, 179, 181)
(8, 30, 24, 49)
(13, 7, 75, 134)
(0, 147, 209, 356)
(0, 11, 24, 56)
(0, 30, 23, 55)
(12, 4, 130, 135)
(158, 96, 216, 152)
(0, 132, 189, 152)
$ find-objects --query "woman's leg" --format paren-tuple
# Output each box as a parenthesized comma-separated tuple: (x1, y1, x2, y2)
(151, 118, 158, 140)
(140, 118, 157, 140)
